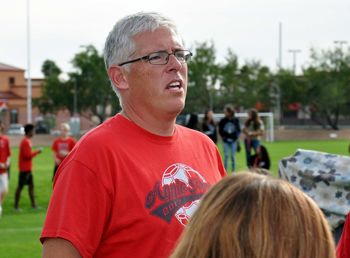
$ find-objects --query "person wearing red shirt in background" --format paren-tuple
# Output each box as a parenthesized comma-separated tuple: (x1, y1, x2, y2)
(14, 124, 42, 211)
(0, 122, 10, 217)
(51, 123, 76, 180)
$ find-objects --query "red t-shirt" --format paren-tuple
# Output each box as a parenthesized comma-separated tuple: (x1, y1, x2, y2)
(0, 135, 10, 174)
(337, 214, 350, 258)
(18, 137, 40, 172)
(51, 137, 76, 164)
(41, 114, 226, 258)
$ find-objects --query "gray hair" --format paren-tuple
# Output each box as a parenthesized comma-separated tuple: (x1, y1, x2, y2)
(103, 12, 182, 98)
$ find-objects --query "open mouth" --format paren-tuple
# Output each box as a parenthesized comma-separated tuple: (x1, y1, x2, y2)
(166, 80, 182, 90)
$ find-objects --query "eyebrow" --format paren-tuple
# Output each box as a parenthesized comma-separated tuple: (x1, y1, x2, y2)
(146, 47, 185, 54)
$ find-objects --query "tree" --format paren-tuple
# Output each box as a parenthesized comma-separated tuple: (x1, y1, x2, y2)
(34, 60, 72, 114)
(302, 46, 350, 129)
(235, 61, 272, 111)
(274, 69, 307, 119)
(218, 50, 240, 109)
(185, 42, 219, 113)
(69, 45, 119, 122)
(35, 46, 120, 123)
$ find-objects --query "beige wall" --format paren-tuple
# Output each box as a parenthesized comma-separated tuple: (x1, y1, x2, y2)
(0, 68, 43, 127)
(10, 84, 42, 99)
(0, 70, 26, 92)
(0, 66, 96, 133)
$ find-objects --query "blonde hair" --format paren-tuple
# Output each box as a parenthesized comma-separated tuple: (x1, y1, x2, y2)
(60, 123, 70, 132)
(170, 172, 335, 258)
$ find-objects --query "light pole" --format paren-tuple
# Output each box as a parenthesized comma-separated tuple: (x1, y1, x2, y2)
(334, 40, 348, 50)
(334, 40, 348, 61)
(288, 49, 301, 74)
(73, 78, 78, 116)
(206, 75, 213, 110)
(26, 0, 32, 123)
(278, 22, 283, 69)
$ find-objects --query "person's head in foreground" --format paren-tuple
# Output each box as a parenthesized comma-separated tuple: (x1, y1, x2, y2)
(170, 172, 335, 258)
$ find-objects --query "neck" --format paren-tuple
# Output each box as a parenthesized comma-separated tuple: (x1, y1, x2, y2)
(120, 110, 176, 136)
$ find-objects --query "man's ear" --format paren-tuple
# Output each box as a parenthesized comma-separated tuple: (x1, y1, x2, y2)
(108, 65, 129, 90)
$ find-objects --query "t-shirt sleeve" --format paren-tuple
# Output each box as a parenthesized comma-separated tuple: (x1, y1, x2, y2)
(7, 139, 11, 156)
(337, 215, 350, 258)
(40, 160, 112, 257)
(215, 147, 226, 177)
(51, 139, 57, 152)
(21, 140, 32, 159)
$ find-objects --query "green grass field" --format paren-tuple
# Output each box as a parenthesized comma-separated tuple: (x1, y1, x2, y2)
(0, 139, 348, 257)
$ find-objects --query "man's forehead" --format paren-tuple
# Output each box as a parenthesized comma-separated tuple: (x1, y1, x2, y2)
(132, 27, 184, 53)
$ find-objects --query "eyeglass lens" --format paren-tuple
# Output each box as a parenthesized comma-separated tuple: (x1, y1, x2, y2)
(148, 50, 191, 65)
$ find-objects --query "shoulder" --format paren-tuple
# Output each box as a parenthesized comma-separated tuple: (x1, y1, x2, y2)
(176, 125, 215, 144)
(0, 135, 10, 143)
(68, 137, 77, 143)
(20, 137, 29, 144)
(72, 116, 126, 155)
(76, 121, 115, 148)
(219, 118, 227, 124)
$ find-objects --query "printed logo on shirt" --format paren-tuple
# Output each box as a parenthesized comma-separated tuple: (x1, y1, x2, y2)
(223, 121, 236, 134)
(58, 142, 69, 151)
(145, 163, 210, 226)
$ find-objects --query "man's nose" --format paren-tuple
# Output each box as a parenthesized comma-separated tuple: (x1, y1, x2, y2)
(166, 54, 183, 71)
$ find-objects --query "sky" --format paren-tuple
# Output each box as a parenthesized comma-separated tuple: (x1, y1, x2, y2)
(0, 0, 349, 78)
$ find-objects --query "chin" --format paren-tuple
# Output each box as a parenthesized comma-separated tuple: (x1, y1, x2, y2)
(174, 101, 185, 112)
(166, 103, 184, 117)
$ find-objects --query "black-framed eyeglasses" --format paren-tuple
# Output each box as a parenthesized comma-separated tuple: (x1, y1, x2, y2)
(118, 49, 192, 66)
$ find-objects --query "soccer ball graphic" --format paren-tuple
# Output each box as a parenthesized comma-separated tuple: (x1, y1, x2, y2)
(175, 200, 200, 226)
(162, 163, 206, 187)
(162, 163, 206, 225)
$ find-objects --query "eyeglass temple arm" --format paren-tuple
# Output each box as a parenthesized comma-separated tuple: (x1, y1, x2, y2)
(118, 55, 148, 66)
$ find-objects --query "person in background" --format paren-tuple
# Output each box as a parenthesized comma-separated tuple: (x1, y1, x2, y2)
(170, 172, 336, 258)
(51, 123, 76, 180)
(14, 124, 42, 211)
(201, 109, 217, 144)
(243, 108, 264, 168)
(185, 113, 199, 130)
(41, 12, 225, 258)
(218, 104, 241, 172)
(0, 123, 10, 217)
(250, 144, 270, 170)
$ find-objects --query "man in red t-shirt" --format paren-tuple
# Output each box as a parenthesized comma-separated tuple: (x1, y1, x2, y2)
(14, 124, 42, 210)
(51, 123, 76, 180)
(41, 12, 226, 258)
(0, 123, 10, 217)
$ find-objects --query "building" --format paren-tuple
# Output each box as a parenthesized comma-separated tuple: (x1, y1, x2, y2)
(0, 62, 100, 135)
(0, 62, 43, 128)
